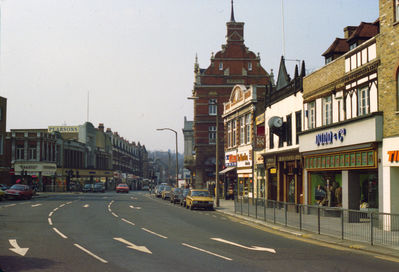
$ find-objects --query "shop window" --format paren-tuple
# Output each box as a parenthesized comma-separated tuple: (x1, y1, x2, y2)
(358, 86, 370, 116)
(269, 128, 274, 149)
(308, 101, 316, 129)
(245, 114, 251, 144)
(240, 116, 245, 145)
(396, 0, 399, 22)
(286, 114, 292, 146)
(209, 126, 216, 144)
(311, 173, 342, 207)
(322, 96, 332, 125)
(295, 111, 302, 144)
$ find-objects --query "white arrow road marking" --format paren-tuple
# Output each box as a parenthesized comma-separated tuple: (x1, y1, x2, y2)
(53, 228, 68, 239)
(83, 204, 90, 208)
(121, 218, 135, 226)
(74, 244, 108, 263)
(111, 212, 119, 218)
(9, 239, 29, 256)
(182, 243, 232, 261)
(113, 237, 152, 254)
(31, 204, 42, 207)
(211, 238, 276, 253)
(129, 205, 141, 210)
(141, 228, 167, 239)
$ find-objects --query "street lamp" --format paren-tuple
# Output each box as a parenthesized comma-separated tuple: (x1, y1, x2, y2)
(156, 128, 178, 187)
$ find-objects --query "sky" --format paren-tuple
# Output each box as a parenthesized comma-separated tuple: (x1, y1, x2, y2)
(0, 0, 379, 153)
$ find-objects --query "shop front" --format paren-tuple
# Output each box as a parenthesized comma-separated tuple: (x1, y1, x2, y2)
(382, 137, 399, 216)
(254, 153, 265, 199)
(55, 168, 113, 191)
(236, 146, 253, 198)
(220, 150, 237, 200)
(299, 116, 382, 211)
(14, 162, 57, 191)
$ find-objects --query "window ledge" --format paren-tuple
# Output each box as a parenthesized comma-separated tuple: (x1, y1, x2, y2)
(393, 21, 399, 27)
(395, 111, 399, 115)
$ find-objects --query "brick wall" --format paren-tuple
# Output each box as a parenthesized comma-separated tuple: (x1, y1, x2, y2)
(377, 0, 399, 137)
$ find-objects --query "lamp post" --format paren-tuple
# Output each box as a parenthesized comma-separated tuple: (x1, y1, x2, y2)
(156, 128, 178, 187)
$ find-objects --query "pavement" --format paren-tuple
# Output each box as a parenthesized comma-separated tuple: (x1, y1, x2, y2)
(216, 199, 399, 261)
(32, 192, 399, 260)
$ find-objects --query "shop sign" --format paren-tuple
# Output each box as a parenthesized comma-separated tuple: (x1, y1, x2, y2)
(48, 126, 79, 133)
(225, 151, 237, 167)
(305, 149, 376, 170)
(315, 128, 346, 146)
(237, 151, 252, 167)
(270, 168, 276, 174)
(387, 150, 399, 163)
(256, 155, 264, 164)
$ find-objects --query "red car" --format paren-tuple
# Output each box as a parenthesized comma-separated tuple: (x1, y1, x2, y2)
(116, 183, 129, 193)
(5, 184, 33, 200)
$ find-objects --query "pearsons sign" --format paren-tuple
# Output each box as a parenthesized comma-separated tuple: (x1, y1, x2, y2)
(316, 128, 346, 146)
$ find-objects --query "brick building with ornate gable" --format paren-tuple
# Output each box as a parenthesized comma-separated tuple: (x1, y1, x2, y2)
(188, 2, 269, 188)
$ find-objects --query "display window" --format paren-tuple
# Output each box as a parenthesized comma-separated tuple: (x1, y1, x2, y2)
(310, 172, 342, 207)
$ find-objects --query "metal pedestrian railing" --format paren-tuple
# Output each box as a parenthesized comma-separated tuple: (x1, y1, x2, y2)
(234, 196, 399, 249)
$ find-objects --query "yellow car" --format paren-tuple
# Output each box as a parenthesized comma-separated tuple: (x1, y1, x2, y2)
(0, 189, 5, 201)
(186, 189, 214, 211)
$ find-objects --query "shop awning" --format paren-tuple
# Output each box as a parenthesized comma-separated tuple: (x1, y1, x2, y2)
(219, 167, 236, 175)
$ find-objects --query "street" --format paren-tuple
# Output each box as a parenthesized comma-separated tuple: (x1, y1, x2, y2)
(0, 191, 398, 272)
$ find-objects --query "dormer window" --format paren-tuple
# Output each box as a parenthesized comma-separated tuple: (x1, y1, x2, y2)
(349, 43, 357, 50)
(219, 62, 223, 70)
(325, 56, 332, 64)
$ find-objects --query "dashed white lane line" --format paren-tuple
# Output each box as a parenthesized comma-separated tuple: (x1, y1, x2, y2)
(59, 204, 66, 207)
(111, 212, 119, 218)
(83, 204, 90, 208)
(66, 201, 72, 205)
(182, 243, 232, 261)
(53, 207, 58, 212)
(48, 218, 53, 225)
(31, 204, 42, 207)
(121, 218, 135, 226)
(4, 204, 16, 208)
(141, 228, 168, 239)
(53, 227, 68, 239)
(49, 211, 53, 217)
(74, 243, 108, 264)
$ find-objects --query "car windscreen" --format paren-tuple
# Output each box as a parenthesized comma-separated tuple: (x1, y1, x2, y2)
(164, 186, 172, 191)
(10, 185, 26, 190)
(94, 184, 103, 187)
(191, 191, 210, 197)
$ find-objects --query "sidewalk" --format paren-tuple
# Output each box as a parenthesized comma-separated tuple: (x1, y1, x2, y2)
(216, 199, 399, 260)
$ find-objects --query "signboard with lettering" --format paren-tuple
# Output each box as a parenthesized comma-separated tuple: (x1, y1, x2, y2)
(48, 126, 79, 133)
(237, 147, 252, 168)
(225, 150, 237, 167)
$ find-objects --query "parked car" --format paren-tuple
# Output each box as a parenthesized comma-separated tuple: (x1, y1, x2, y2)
(116, 183, 129, 193)
(179, 188, 190, 207)
(5, 184, 34, 200)
(82, 184, 93, 193)
(170, 187, 182, 204)
(93, 183, 105, 193)
(0, 189, 5, 201)
(161, 185, 172, 200)
(186, 189, 214, 210)
(0, 184, 9, 191)
(155, 185, 165, 198)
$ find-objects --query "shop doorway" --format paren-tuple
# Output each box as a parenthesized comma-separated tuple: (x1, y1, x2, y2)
(268, 170, 277, 201)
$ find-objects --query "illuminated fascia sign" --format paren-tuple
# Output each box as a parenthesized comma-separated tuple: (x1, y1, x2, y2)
(316, 128, 346, 146)
(225, 154, 237, 167)
(387, 151, 399, 163)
